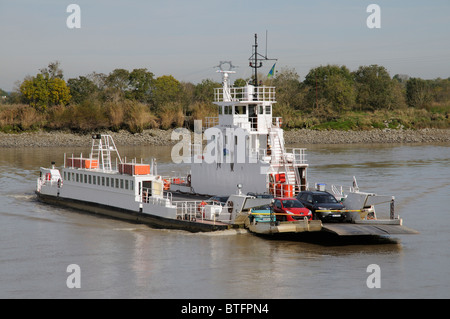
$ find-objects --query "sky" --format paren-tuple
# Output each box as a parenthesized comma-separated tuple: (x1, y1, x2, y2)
(0, 0, 449, 91)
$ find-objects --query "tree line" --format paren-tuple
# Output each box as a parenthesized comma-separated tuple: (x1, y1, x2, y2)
(1, 61, 449, 133)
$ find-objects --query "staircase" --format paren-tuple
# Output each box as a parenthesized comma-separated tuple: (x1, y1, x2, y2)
(90, 135, 122, 171)
(269, 129, 299, 189)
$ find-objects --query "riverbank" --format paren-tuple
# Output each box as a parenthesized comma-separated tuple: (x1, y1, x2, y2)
(0, 128, 448, 148)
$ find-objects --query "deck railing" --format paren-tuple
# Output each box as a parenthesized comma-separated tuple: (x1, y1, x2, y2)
(173, 200, 233, 223)
(214, 86, 276, 102)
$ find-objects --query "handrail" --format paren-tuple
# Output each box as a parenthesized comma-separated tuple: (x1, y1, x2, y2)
(173, 200, 233, 223)
(214, 86, 276, 102)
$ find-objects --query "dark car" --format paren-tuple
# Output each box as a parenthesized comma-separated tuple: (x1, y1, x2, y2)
(296, 191, 345, 222)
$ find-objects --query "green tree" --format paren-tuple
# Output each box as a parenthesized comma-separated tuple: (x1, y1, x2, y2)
(19, 62, 71, 111)
(272, 67, 303, 109)
(126, 68, 154, 102)
(406, 77, 431, 108)
(194, 79, 221, 102)
(47, 77, 71, 106)
(151, 75, 182, 112)
(233, 78, 247, 87)
(67, 76, 99, 104)
(303, 65, 354, 112)
(105, 69, 130, 96)
(353, 65, 396, 110)
(20, 74, 50, 111)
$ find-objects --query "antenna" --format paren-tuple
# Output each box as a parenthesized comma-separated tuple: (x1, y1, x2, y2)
(248, 33, 277, 87)
(265, 30, 268, 58)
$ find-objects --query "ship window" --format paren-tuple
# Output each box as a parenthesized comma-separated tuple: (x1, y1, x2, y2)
(120, 179, 124, 189)
(248, 104, 256, 117)
(125, 180, 129, 190)
(225, 105, 232, 114)
(93, 175, 96, 185)
(84, 174, 87, 183)
(89, 175, 92, 184)
(265, 105, 271, 114)
(106, 177, 110, 187)
(102, 177, 105, 186)
(64, 172, 67, 180)
(130, 181, 134, 191)
(218, 106, 222, 115)
(259, 105, 264, 114)
(143, 181, 152, 196)
(235, 105, 246, 115)
(72, 173, 74, 181)
(97, 176, 100, 185)
(115, 178, 119, 188)
(76, 173, 79, 182)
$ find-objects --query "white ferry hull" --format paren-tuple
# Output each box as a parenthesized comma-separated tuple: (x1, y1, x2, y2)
(35, 192, 229, 232)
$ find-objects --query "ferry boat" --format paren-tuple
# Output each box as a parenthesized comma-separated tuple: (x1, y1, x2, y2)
(36, 34, 418, 237)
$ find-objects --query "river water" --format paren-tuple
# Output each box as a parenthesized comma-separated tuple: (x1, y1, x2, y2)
(0, 142, 449, 299)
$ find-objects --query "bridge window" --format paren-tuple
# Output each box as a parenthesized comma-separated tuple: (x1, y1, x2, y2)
(235, 105, 246, 115)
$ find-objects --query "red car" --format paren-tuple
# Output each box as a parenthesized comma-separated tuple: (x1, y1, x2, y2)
(273, 197, 312, 221)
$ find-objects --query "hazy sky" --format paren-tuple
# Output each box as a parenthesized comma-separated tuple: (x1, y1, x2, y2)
(1, 0, 449, 91)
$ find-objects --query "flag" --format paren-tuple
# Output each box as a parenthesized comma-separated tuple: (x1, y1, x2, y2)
(267, 63, 276, 78)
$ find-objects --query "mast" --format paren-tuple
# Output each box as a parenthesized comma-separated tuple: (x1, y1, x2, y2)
(248, 33, 277, 88)
(250, 34, 262, 87)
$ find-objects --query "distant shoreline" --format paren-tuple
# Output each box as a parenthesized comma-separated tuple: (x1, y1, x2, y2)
(0, 128, 448, 148)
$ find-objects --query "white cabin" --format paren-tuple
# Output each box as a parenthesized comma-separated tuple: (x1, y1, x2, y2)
(189, 71, 308, 197)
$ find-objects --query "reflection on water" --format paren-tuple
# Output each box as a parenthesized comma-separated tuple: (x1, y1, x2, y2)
(0, 142, 449, 298)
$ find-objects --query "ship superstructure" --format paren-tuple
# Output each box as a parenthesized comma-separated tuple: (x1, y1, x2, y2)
(189, 34, 307, 197)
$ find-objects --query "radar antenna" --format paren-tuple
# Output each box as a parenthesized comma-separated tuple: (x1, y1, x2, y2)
(215, 61, 237, 102)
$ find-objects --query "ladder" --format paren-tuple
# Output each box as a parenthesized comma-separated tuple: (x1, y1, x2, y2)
(90, 134, 122, 171)
(269, 130, 300, 191)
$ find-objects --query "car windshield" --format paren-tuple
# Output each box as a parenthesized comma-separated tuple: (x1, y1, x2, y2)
(312, 194, 338, 204)
(281, 200, 304, 208)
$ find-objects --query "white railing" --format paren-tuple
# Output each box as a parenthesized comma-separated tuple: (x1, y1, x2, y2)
(203, 117, 219, 130)
(272, 117, 282, 128)
(141, 187, 172, 207)
(214, 86, 276, 102)
(173, 200, 233, 223)
(290, 148, 307, 165)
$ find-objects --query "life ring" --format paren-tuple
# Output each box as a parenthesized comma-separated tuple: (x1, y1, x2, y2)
(163, 179, 170, 190)
(279, 118, 283, 127)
